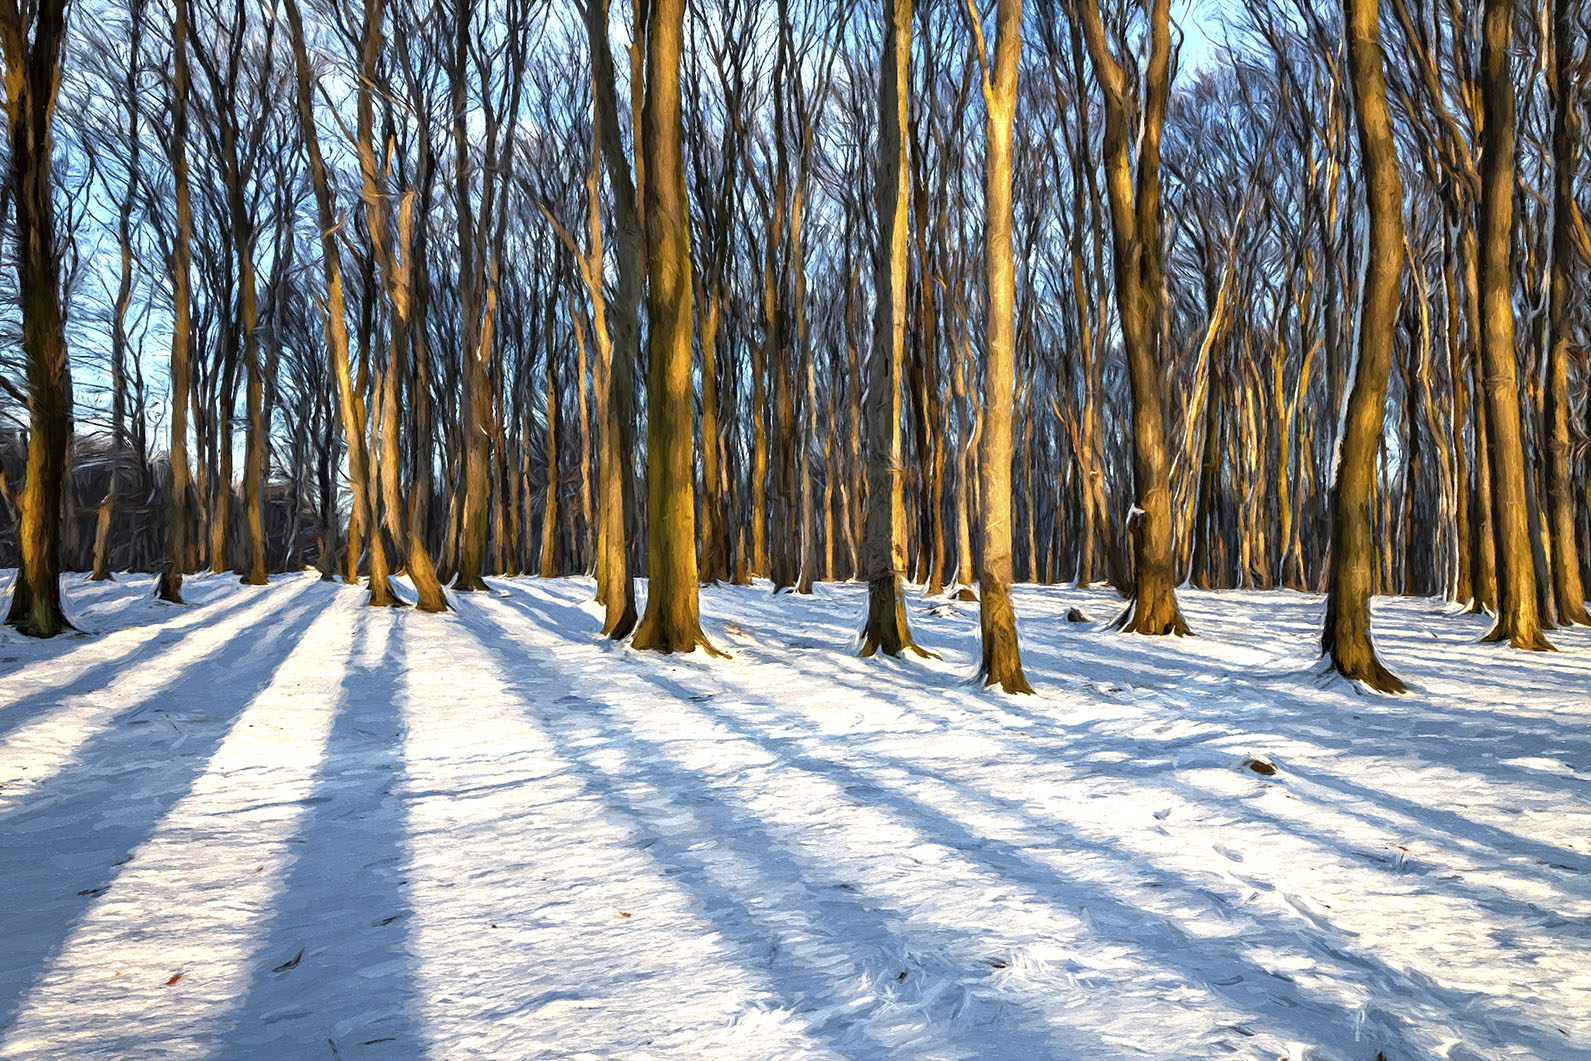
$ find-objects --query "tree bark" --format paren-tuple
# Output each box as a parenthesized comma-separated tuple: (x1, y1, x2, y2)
(859, 0, 929, 658)
(1322, 0, 1406, 692)
(1476, 0, 1552, 650)
(1075, 0, 1189, 636)
(584, 0, 639, 638)
(1543, 0, 1591, 624)
(630, 0, 720, 655)
(282, 0, 399, 607)
(1, 0, 73, 636)
(970, 0, 1033, 692)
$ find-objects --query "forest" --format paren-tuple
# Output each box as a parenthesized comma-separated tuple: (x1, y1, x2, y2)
(0, 0, 1583, 694)
(2, 0, 1591, 1054)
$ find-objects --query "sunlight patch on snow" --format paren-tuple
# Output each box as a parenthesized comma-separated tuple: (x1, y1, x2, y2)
(0, 580, 355, 1059)
(0, 577, 320, 817)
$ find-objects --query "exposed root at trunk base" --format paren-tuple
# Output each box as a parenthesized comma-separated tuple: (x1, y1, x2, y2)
(603, 595, 638, 642)
(858, 574, 936, 659)
(630, 616, 727, 657)
(1323, 647, 1406, 694)
(407, 534, 450, 613)
(1481, 621, 1555, 651)
(367, 577, 407, 609)
(977, 585, 1033, 694)
(1109, 590, 1190, 636)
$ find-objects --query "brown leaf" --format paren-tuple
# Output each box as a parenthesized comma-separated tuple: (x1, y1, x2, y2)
(616, 911, 632, 918)
(164, 974, 183, 986)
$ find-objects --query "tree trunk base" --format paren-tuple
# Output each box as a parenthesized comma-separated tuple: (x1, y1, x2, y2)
(978, 583, 1033, 694)
(1110, 587, 1190, 636)
(631, 614, 726, 657)
(408, 534, 450, 613)
(858, 574, 934, 658)
(5, 589, 73, 639)
(1323, 644, 1406, 694)
(367, 577, 407, 608)
(603, 593, 638, 641)
(1481, 620, 1555, 651)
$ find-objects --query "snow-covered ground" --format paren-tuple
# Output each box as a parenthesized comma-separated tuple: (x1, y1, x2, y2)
(2, 570, 1589, 1060)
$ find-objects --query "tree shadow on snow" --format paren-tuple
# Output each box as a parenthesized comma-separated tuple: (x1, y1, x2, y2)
(459, 609, 1096, 1061)
(220, 608, 424, 1058)
(0, 583, 330, 1037)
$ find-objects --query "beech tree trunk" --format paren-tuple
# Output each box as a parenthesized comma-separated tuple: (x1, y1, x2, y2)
(1322, 0, 1406, 692)
(1543, 0, 1590, 625)
(1076, 0, 1189, 636)
(1476, 0, 1551, 650)
(158, 0, 195, 605)
(859, 0, 928, 658)
(971, 0, 1033, 693)
(357, 0, 447, 611)
(584, 0, 639, 638)
(1, 0, 72, 636)
(630, 0, 720, 655)
(283, 0, 399, 607)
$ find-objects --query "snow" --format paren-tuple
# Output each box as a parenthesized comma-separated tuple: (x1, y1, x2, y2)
(2, 571, 1590, 1060)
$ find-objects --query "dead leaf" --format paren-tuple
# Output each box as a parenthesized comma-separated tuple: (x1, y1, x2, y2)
(272, 949, 304, 973)
(164, 974, 183, 986)
(616, 911, 632, 918)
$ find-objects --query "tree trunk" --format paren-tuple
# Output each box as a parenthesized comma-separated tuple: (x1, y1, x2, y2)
(1543, 0, 1591, 624)
(1476, 0, 1551, 650)
(630, 0, 720, 655)
(1322, 0, 1406, 692)
(972, 0, 1033, 693)
(1, 0, 72, 637)
(859, 0, 928, 658)
(1077, 0, 1188, 636)
(282, 0, 399, 607)
(585, 0, 639, 637)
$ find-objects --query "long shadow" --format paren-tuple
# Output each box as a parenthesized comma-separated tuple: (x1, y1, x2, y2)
(949, 691, 1591, 913)
(0, 581, 299, 742)
(0, 585, 331, 1035)
(497, 581, 1591, 894)
(490, 581, 1589, 1050)
(458, 602, 1092, 1060)
(221, 610, 423, 1058)
(615, 660, 1568, 1059)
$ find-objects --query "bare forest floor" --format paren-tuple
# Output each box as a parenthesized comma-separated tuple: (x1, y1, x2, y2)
(2, 571, 1590, 1060)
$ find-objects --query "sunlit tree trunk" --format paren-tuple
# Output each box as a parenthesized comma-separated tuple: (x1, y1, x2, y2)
(1, 0, 72, 636)
(1543, 0, 1590, 625)
(356, 0, 447, 611)
(1476, 0, 1551, 650)
(859, 0, 928, 658)
(1076, 0, 1188, 636)
(584, 0, 639, 638)
(158, 0, 195, 604)
(282, 0, 398, 607)
(630, 0, 720, 655)
(1322, 0, 1406, 692)
(969, 0, 1033, 692)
